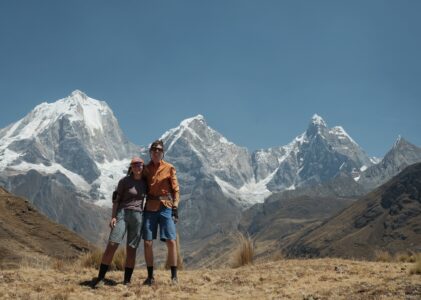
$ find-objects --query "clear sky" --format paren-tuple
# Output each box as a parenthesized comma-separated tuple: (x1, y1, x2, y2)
(1, 0, 420, 157)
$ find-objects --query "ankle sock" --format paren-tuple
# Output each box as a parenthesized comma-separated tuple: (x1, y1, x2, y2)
(98, 263, 109, 280)
(147, 266, 154, 278)
(124, 267, 134, 283)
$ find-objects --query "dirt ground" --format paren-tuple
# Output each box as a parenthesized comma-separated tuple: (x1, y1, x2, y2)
(0, 258, 420, 299)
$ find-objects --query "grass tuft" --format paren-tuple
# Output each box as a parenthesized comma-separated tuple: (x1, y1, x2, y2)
(79, 247, 126, 271)
(165, 233, 184, 270)
(231, 232, 254, 268)
(374, 250, 392, 262)
(410, 253, 421, 275)
(395, 250, 417, 263)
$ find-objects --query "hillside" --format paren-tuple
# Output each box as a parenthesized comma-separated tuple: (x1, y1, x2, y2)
(285, 163, 421, 259)
(0, 258, 420, 299)
(0, 187, 94, 269)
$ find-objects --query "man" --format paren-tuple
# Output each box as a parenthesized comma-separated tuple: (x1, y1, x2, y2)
(142, 140, 180, 285)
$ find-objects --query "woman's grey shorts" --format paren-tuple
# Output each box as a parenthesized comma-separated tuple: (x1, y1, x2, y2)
(109, 209, 142, 248)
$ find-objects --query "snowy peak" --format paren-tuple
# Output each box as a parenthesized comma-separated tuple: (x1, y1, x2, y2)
(179, 114, 206, 128)
(306, 114, 328, 137)
(311, 114, 327, 127)
(70, 89, 88, 99)
(393, 135, 410, 150)
(161, 114, 233, 152)
(56, 90, 112, 134)
(2, 90, 112, 141)
(329, 126, 357, 145)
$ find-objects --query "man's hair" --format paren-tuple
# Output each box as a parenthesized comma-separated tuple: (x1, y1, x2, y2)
(150, 140, 164, 152)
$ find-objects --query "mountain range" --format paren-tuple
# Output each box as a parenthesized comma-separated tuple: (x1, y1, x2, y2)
(1, 91, 421, 253)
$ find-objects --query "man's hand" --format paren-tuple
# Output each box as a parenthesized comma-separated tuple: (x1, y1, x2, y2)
(172, 207, 179, 224)
(109, 217, 117, 229)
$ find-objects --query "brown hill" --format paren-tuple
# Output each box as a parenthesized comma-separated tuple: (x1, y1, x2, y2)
(285, 162, 421, 259)
(0, 187, 94, 269)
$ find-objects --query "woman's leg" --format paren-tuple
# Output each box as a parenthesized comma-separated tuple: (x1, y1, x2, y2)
(101, 242, 119, 265)
(125, 244, 137, 268)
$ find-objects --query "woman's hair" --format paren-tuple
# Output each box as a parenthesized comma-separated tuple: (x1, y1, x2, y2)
(126, 166, 133, 176)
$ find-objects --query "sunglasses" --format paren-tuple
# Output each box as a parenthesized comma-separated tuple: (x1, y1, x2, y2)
(151, 147, 163, 152)
(131, 162, 144, 168)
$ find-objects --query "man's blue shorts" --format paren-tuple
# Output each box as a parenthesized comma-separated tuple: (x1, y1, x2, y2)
(142, 206, 176, 242)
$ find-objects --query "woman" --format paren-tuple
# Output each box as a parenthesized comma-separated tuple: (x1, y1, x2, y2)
(93, 156, 147, 288)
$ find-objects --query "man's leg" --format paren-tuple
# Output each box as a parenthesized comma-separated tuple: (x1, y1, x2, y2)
(166, 239, 178, 281)
(142, 211, 158, 285)
(143, 240, 155, 284)
(160, 207, 178, 282)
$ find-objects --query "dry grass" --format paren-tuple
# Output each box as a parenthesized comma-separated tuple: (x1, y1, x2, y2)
(374, 249, 419, 264)
(410, 253, 421, 275)
(394, 250, 417, 263)
(165, 233, 184, 270)
(374, 249, 393, 262)
(79, 247, 126, 271)
(231, 232, 254, 268)
(2, 257, 421, 299)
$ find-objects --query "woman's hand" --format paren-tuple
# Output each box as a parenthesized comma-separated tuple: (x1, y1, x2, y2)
(109, 217, 117, 229)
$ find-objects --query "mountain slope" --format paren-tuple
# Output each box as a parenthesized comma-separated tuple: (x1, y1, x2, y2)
(0, 187, 93, 269)
(358, 137, 421, 191)
(285, 162, 421, 259)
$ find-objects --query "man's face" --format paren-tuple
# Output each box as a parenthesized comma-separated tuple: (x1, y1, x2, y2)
(150, 145, 164, 162)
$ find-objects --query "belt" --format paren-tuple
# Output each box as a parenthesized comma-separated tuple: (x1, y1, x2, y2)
(147, 195, 171, 201)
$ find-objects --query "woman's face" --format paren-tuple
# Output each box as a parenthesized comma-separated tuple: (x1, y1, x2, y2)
(131, 162, 144, 176)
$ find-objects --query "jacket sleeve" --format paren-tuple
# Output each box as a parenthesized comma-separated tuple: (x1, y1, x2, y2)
(170, 166, 180, 208)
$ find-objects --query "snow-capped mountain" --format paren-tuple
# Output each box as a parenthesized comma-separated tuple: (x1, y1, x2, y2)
(159, 113, 375, 206)
(160, 115, 259, 207)
(0, 90, 141, 205)
(253, 114, 374, 192)
(0, 91, 142, 242)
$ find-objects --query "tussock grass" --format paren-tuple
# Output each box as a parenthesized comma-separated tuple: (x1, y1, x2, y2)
(374, 250, 392, 262)
(410, 253, 421, 275)
(79, 247, 126, 271)
(395, 250, 417, 263)
(165, 233, 184, 270)
(374, 249, 418, 264)
(231, 232, 254, 268)
(19, 255, 52, 270)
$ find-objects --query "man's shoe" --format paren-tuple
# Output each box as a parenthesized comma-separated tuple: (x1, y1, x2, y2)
(171, 277, 178, 285)
(123, 280, 131, 287)
(143, 277, 155, 286)
(91, 278, 105, 289)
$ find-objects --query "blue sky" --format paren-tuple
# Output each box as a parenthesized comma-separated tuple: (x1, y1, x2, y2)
(1, 0, 420, 157)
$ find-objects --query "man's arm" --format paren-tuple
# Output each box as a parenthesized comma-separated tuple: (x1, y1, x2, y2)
(170, 166, 180, 208)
